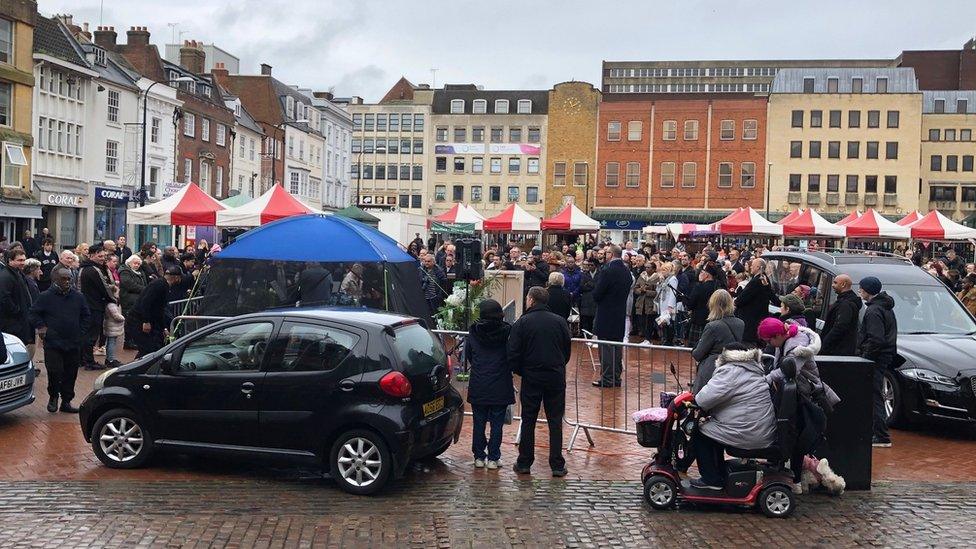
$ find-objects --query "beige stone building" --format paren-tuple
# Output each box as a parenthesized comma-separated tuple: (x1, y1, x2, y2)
(544, 81, 600, 217)
(429, 85, 547, 218)
(1, 0, 38, 236)
(766, 68, 922, 220)
(919, 91, 976, 223)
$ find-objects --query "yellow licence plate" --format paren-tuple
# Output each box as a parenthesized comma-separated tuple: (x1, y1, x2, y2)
(423, 396, 445, 416)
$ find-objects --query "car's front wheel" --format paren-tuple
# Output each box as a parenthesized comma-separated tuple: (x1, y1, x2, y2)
(330, 430, 392, 495)
(883, 369, 916, 428)
(91, 408, 154, 469)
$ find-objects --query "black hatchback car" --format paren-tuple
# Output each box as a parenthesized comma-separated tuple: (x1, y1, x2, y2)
(761, 250, 976, 427)
(79, 308, 463, 495)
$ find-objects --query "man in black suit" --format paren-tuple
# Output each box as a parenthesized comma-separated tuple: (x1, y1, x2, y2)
(734, 258, 777, 346)
(591, 245, 633, 387)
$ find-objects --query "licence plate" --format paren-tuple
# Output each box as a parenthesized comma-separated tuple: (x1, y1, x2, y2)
(423, 396, 445, 416)
(0, 374, 27, 393)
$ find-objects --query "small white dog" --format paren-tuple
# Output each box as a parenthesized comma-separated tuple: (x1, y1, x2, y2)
(799, 455, 846, 495)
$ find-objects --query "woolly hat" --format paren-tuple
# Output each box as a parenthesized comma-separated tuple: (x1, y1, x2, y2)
(859, 276, 882, 296)
(780, 293, 806, 315)
(478, 298, 504, 320)
(757, 317, 799, 341)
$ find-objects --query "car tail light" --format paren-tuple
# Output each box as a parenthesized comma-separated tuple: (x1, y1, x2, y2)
(379, 371, 412, 398)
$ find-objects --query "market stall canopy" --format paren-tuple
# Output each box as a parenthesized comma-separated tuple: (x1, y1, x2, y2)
(430, 203, 484, 230)
(896, 211, 924, 226)
(221, 193, 253, 208)
(216, 184, 322, 227)
(642, 225, 669, 235)
(128, 183, 225, 226)
(710, 207, 783, 236)
(335, 205, 380, 228)
(843, 209, 910, 239)
(483, 203, 541, 232)
(836, 211, 862, 226)
(907, 210, 976, 240)
(781, 209, 846, 238)
(541, 203, 600, 233)
(641, 222, 716, 238)
(777, 208, 804, 225)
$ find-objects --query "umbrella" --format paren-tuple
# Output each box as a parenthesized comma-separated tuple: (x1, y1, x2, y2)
(430, 203, 484, 230)
(216, 184, 322, 227)
(483, 203, 541, 232)
(710, 207, 783, 236)
(541, 203, 600, 232)
(895, 211, 924, 226)
(836, 211, 861, 226)
(777, 208, 804, 225)
(128, 183, 225, 225)
(843, 209, 910, 239)
(907, 210, 976, 240)
(781, 209, 846, 238)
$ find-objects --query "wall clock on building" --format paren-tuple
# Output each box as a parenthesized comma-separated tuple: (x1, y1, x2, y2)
(561, 97, 582, 116)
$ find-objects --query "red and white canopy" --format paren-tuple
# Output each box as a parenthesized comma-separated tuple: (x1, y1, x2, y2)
(896, 211, 924, 226)
(541, 203, 600, 232)
(216, 184, 322, 227)
(907, 210, 976, 240)
(836, 211, 861, 226)
(483, 203, 541, 232)
(710, 207, 783, 236)
(128, 183, 225, 226)
(843, 209, 910, 239)
(430, 203, 484, 230)
(777, 208, 804, 225)
(781, 209, 846, 238)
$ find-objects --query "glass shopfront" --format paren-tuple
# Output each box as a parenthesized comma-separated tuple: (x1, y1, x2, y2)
(94, 187, 130, 242)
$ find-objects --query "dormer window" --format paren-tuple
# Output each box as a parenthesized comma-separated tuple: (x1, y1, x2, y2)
(517, 99, 532, 114)
(495, 99, 509, 114)
(286, 96, 295, 118)
(450, 99, 464, 114)
(93, 47, 106, 66)
(199, 85, 211, 97)
(473, 99, 487, 114)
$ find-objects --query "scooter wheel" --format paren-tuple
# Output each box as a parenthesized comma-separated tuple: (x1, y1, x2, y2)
(758, 485, 796, 518)
(643, 475, 677, 510)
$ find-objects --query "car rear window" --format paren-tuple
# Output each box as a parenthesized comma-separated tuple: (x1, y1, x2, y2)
(391, 324, 446, 375)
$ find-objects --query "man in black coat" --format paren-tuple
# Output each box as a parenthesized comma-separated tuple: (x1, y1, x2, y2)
(115, 235, 133, 264)
(507, 287, 572, 477)
(856, 276, 898, 448)
(592, 245, 633, 387)
(734, 258, 777, 346)
(686, 265, 721, 347)
(34, 238, 59, 292)
(79, 245, 112, 370)
(21, 230, 39, 258)
(29, 266, 90, 413)
(0, 248, 34, 347)
(133, 267, 183, 358)
(820, 274, 862, 356)
(298, 262, 334, 305)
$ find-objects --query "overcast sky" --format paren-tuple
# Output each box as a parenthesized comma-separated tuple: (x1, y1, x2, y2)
(42, 0, 976, 102)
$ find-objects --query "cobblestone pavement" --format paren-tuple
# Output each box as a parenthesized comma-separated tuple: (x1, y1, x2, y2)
(0, 479, 974, 548)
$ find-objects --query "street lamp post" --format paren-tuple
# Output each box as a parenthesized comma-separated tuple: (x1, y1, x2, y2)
(140, 77, 194, 207)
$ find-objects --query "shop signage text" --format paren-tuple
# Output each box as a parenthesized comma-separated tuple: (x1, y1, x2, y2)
(43, 193, 85, 208)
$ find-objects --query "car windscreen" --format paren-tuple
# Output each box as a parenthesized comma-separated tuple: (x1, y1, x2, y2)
(884, 284, 976, 335)
(391, 324, 446, 375)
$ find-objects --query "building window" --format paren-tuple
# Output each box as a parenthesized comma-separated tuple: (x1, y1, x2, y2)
(791, 110, 803, 128)
(553, 161, 566, 186)
(827, 78, 839, 93)
(790, 141, 802, 158)
(684, 120, 699, 140)
(509, 157, 521, 174)
(509, 127, 522, 142)
(740, 162, 756, 188)
(718, 119, 734, 140)
(508, 186, 520, 202)
(573, 162, 587, 187)
(401, 113, 413, 131)
(884, 175, 897, 194)
(413, 114, 424, 132)
(399, 165, 410, 180)
(454, 157, 465, 173)
(962, 155, 974, 171)
(957, 99, 969, 113)
(809, 141, 821, 158)
(826, 174, 839, 193)
(945, 129, 957, 141)
(885, 142, 898, 160)
(472, 126, 485, 142)
(454, 127, 466, 142)
(490, 157, 502, 174)
(489, 186, 501, 202)
(828, 110, 841, 128)
(947, 155, 959, 171)
(412, 165, 422, 180)
(375, 113, 386, 131)
(387, 163, 397, 180)
(828, 141, 840, 158)
(362, 138, 373, 154)
(472, 99, 487, 114)
(808, 174, 821, 193)
(718, 162, 733, 188)
(848, 110, 860, 128)
(847, 141, 859, 159)
(788, 174, 801, 192)
(490, 126, 503, 143)
(184, 112, 195, 137)
(607, 121, 621, 141)
(886, 110, 899, 128)
(107, 90, 120, 123)
(216, 124, 226, 146)
(876, 77, 888, 93)
(201, 118, 210, 142)
(931, 155, 942, 171)
(810, 110, 823, 128)
(528, 157, 539, 174)
(743, 119, 758, 140)
(450, 99, 464, 114)
(105, 141, 119, 173)
(374, 164, 385, 179)
(471, 185, 482, 202)
(0, 19, 11, 64)
(434, 185, 446, 201)
(852, 77, 863, 93)
(351, 138, 362, 153)
(625, 162, 640, 187)
(495, 99, 509, 114)
(472, 157, 484, 174)
(435, 157, 447, 172)
(866, 141, 879, 159)
(604, 162, 619, 187)
(628, 121, 643, 141)
(517, 100, 532, 114)
(526, 186, 539, 204)
(934, 99, 945, 113)
(663, 120, 677, 140)
(930, 186, 956, 201)
(1, 143, 25, 188)
(681, 162, 697, 187)
(845, 175, 858, 193)
(865, 175, 878, 193)
(352, 113, 363, 129)
(867, 110, 880, 128)
(183, 158, 193, 183)
(200, 161, 212, 193)
(928, 128, 940, 141)
(802, 77, 815, 93)
(362, 164, 373, 179)
(452, 185, 464, 201)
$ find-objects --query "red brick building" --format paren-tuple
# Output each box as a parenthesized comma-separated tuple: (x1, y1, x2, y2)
(593, 94, 767, 225)
(897, 39, 976, 91)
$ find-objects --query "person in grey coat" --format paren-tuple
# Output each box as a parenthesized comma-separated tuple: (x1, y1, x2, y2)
(760, 318, 841, 412)
(691, 290, 744, 394)
(691, 344, 777, 490)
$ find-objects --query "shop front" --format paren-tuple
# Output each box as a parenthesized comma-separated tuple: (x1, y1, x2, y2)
(35, 179, 89, 250)
(93, 187, 131, 243)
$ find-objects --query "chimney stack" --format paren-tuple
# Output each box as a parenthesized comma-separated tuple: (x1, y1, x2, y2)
(211, 61, 229, 83)
(80, 22, 92, 40)
(93, 26, 117, 50)
(260, 63, 273, 76)
(126, 26, 151, 47)
(180, 40, 206, 75)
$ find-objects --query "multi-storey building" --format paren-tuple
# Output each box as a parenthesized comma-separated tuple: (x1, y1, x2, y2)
(429, 84, 548, 217)
(346, 77, 432, 213)
(897, 39, 976, 91)
(0, 0, 38, 239)
(301, 89, 352, 211)
(766, 68, 922, 220)
(164, 42, 239, 74)
(602, 58, 890, 95)
(592, 93, 768, 239)
(545, 81, 600, 216)
(224, 92, 265, 199)
(920, 91, 976, 223)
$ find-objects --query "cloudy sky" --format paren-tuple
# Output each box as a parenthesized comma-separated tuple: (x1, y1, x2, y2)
(42, 0, 976, 101)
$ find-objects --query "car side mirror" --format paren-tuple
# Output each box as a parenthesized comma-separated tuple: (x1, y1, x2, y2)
(159, 353, 174, 374)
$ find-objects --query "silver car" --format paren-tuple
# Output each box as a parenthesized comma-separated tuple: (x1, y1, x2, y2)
(0, 334, 35, 414)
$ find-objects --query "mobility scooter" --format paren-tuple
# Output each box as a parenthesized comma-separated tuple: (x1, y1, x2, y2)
(639, 358, 800, 518)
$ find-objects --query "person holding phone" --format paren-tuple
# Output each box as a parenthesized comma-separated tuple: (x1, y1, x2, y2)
(734, 258, 777, 347)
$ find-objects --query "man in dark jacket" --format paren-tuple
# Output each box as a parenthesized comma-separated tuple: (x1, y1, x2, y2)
(115, 235, 133, 264)
(508, 287, 572, 476)
(592, 245, 633, 387)
(79, 245, 112, 370)
(419, 254, 449, 316)
(21, 230, 38, 258)
(465, 299, 514, 469)
(686, 265, 720, 347)
(29, 266, 90, 413)
(578, 260, 596, 334)
(856, 276, 898, 448)
(34, 238, 59, 292)
(734, 258, 777, 346)
(0, 248, 33, 347)
(298, 262, 334, 305)
(133, 266, 183, 358)
(821, 274, 862, 356)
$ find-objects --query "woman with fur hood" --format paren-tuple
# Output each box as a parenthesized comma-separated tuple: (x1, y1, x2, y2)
(464, 299, 515, 470)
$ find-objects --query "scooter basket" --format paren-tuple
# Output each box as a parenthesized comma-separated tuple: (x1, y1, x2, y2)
(636, 420, 666, 448)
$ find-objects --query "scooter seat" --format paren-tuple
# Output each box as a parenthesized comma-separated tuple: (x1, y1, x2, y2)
(726, 445, 782, 461)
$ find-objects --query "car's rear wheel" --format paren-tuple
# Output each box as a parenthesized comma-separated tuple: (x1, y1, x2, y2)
(330, 430, 392, 495)
(91, 408, 153, 469)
